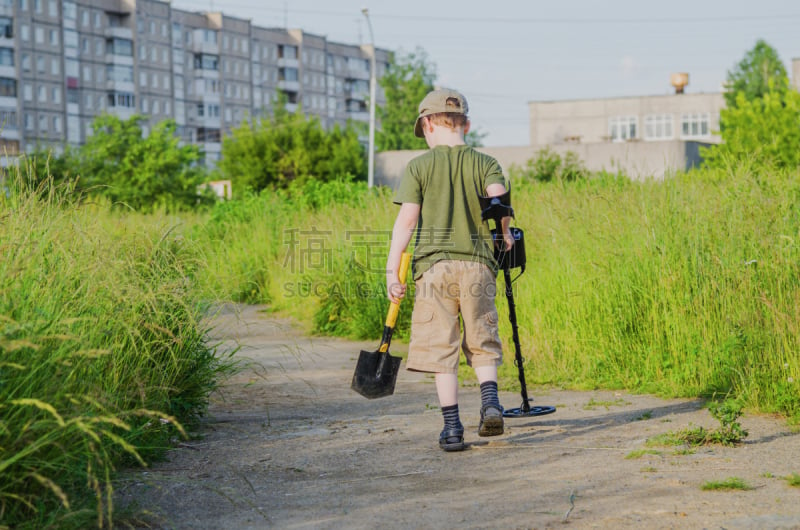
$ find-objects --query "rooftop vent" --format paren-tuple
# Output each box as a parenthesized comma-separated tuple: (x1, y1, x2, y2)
(671, 72, 689, 94)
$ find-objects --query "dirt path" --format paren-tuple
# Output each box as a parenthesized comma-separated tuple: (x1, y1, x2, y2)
(117, 305, 800, 529)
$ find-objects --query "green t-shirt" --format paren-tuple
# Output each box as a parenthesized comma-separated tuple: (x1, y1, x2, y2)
(393, 145, 506, 278)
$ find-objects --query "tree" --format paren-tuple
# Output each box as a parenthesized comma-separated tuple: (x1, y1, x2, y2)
(702, 88, 800, 170)
(376, 50, 435, 151)
(724, 39, 788, 108)
(74, 114, 209, 212)
(376, 49, 487, 150)
(217, 100, 365, 194)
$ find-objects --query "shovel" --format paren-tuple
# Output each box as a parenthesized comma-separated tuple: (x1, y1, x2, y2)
(351, 251, 411, 399)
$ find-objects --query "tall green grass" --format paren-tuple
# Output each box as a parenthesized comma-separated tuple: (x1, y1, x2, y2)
(506, 166, 800, 416)
(0, 177, 231, 528)
(194, 178, 413, 338)
(194, 166, 800, 419)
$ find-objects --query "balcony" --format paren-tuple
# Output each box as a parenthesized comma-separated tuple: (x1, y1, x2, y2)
(107, 106, 135, 120)
(0, 65, 14, 79)
(106, 80, 135, 92)
(347, 66, 369, 81)
(199, 116, 221, 128)
(191, 40, 219, 55)
(345, 88, 367, 101)
(0, 96, 16, 108)
(105, 54, 133, 67)
(105, 26, 133, 40)
(278, 80, 299, 92)
(347, 111, 369, 122)
(277, 57, 299, 69)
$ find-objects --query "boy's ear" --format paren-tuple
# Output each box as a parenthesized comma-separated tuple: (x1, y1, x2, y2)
(423, 116, 434, 136)
(464, 119, 471, 135)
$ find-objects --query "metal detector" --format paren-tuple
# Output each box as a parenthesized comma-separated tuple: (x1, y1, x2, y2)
(479, 191, 556, 418)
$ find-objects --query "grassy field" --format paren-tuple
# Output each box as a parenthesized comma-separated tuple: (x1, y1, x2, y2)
(3, 163, 799, 527)
(193, 167, 800, 420)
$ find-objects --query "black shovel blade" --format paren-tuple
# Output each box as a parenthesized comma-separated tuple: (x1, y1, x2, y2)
(351, 349, 402, 399)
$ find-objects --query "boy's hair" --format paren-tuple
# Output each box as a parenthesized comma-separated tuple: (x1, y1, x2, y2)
(414, 88, 469, 137)
(426, 110, 468, 131)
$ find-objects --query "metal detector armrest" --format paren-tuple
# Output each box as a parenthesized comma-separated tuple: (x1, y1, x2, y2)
(479, 190, 514, 222)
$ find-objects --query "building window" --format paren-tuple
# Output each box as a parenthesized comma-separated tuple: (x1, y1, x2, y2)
(0, 17, 12, 39)
(51, 86, 60, 104)
(201, 29, 217, 44)
(34, 27, 44, 44)
(23, 83, 31, 101)
(197, 127, 220, 143)
(36, 55, 44, 73)
(107, 91, 135, 108)
(48, 0, 57, 17)
(108, 13, 127, 28)
(278, 44, 297, 60)
(279, 67, 298, 82)
(193, 53, 219, 71)
(0, 138, 19, 155)
(107, 38, 133, 56)
(609, 115, 637, 142)
(680, 112, 710, 139)
(0, 47, 12, 66)
(0, 108, 17, 128)
(107, 64, 133, 83)
(37, 85, 45, 102)
(63, 1, 76, 20)
(38, 114, 46, 133)
(64, 29, 78, 48)
(0, 77, 15, 97)
(50, 58, 59, 76)
(19, 0, 28, 11)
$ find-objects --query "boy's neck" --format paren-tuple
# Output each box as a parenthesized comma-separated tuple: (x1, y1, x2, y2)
(426, 127, 467, 148)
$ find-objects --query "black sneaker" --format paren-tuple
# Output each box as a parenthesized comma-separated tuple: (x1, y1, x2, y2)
(478, 404, 504, 437)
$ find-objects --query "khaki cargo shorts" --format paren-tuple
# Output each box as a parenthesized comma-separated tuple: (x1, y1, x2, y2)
(406, 260, 503, 374)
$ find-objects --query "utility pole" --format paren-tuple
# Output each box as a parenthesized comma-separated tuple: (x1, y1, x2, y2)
(361, 8, 376, 188)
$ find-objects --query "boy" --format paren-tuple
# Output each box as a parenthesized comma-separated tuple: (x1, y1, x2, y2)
(386, 88, 513, 452)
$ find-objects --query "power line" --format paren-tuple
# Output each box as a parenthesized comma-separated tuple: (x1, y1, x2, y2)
(170, 2, 800, 25)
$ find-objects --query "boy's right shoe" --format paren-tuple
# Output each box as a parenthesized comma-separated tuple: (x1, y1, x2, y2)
(478, 404, 504, 437)
(439, 427, 466, 452)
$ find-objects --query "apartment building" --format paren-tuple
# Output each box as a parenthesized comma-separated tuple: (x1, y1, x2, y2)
(528, 78, 725, 148)
(0, 0, 390, 166)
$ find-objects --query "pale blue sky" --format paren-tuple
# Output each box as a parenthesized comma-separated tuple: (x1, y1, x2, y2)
(172, 0, 800, 146)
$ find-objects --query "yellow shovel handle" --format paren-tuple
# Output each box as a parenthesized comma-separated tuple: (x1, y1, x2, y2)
(385, 252, 411, 328)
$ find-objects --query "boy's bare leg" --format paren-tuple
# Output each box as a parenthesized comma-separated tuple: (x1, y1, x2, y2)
(435, 373, 459, 406)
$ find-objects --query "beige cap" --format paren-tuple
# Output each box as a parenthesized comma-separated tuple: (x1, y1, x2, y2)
(414, 88, 469, 138)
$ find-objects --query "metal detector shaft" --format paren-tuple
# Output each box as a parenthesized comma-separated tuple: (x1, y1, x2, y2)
(502, 266, 531, 413)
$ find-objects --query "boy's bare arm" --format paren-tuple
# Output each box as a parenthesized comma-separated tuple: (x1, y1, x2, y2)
(386, 202, 420, 303)
(485, 183, 514, 250)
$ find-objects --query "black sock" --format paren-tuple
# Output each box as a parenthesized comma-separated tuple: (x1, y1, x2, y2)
(441, 404, 463, 431)
(480, 381, 501, 409)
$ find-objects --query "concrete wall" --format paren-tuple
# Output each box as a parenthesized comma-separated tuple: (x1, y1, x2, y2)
(374, 141, 709, 190)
